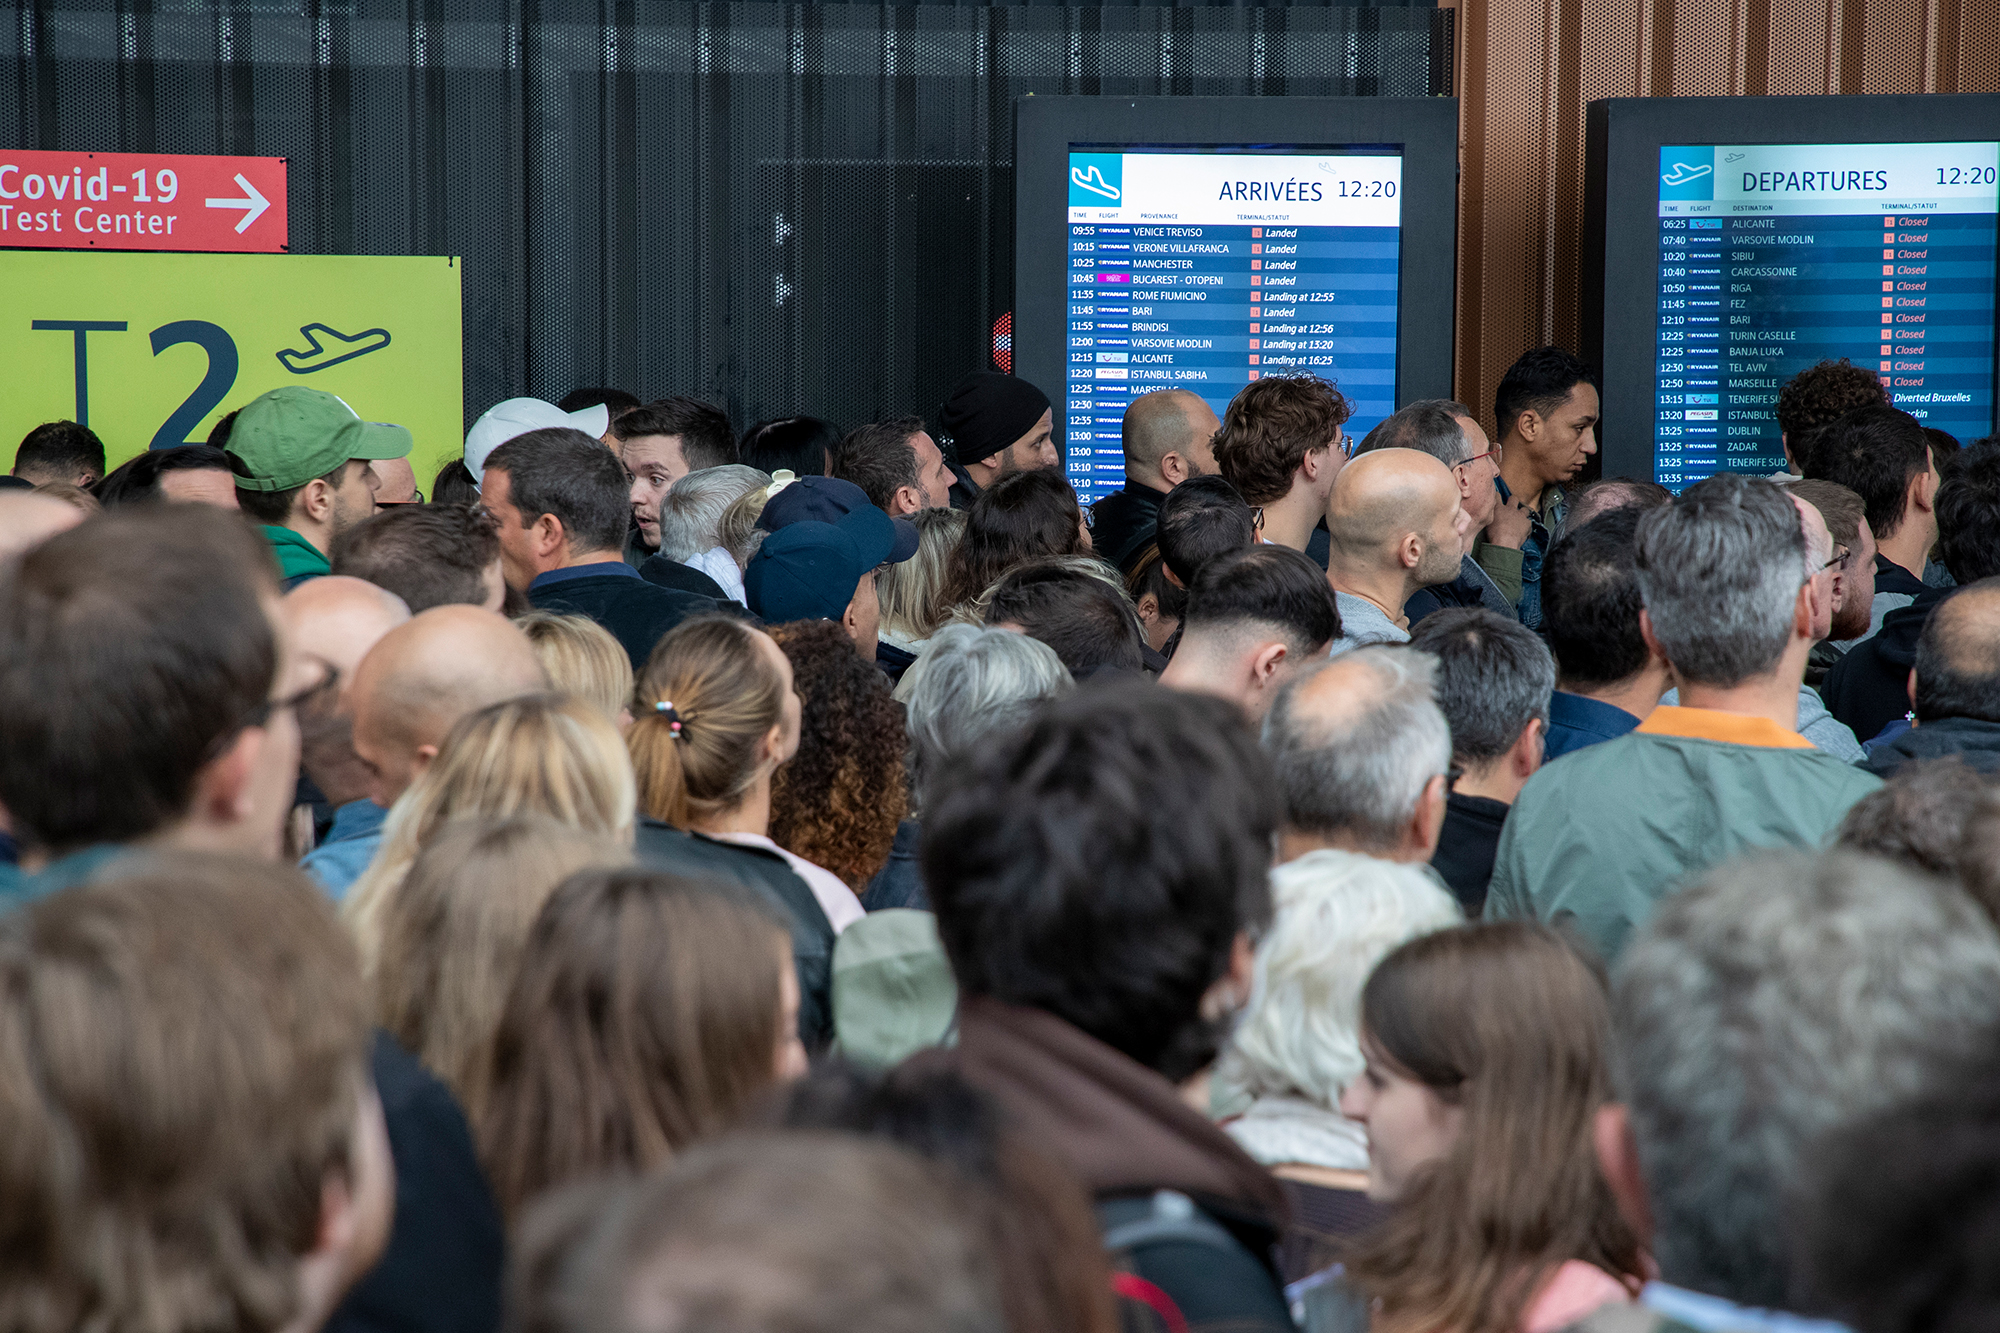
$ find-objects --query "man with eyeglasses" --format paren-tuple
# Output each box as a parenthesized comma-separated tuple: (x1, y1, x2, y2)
(1353, 399, 1533, 626)
(1486, 474, 1880, 962)
(0, 505, 324, 901)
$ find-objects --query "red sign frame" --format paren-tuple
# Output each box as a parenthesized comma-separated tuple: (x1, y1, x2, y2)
(0, 150, 288, 254)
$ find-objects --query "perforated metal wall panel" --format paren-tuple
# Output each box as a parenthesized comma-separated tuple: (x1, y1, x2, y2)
(2, 1, 1452, 437)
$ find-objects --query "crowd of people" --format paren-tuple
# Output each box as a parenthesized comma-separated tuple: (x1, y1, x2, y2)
(3, 348, 1998, 1333)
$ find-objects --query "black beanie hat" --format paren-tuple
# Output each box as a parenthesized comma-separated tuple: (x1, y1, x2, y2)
(933, 372, 1051, 469)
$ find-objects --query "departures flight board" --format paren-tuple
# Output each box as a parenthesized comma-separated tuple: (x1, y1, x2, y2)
(1653, 141, 1999, 487)
(1064, 147, 1401, 504)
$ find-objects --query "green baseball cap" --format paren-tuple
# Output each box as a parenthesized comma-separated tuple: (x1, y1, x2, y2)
(225, 387, 413, 492)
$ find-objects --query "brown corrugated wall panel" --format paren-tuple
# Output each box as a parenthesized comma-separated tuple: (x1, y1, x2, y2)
(1450, 0, 2000, 437)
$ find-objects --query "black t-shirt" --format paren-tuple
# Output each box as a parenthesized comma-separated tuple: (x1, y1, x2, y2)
(1431, 791, 1509, 917)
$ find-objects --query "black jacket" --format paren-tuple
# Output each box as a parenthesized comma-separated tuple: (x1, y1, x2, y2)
(860, 818, 926, 911)
(1861, 715, 2000, 777)
(325, 1034, 505, 1333)
(1821, 585, 1949, 745)
(528, 570, 721, 670)
(1431, 791, 1508, 916)
(632, 820, 836, 1051)
(1089, 480, 1168, 574)
(637, 553, 731, 602)
(874, 640, 919, 690)
(946, 456, 982, 511)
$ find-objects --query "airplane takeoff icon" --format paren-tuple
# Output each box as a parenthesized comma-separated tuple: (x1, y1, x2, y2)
(1661, 162, 1714, 187)
(1071, 164, 1121, 200)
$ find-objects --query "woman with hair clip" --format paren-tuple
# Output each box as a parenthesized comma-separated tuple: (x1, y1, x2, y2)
(1317, 923, 1643, 1333)
(627, 614, 864, 933)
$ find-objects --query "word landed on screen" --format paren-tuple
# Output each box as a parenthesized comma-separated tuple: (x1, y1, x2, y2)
(1063, 147, 1401, 503)
(1653, 140, 1999, 489)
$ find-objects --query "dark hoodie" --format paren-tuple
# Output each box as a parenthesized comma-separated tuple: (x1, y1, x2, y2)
(911, 996, 1294, 1333)
(1862, 715, 2000, 777)
(1821, 584, 1950, 746)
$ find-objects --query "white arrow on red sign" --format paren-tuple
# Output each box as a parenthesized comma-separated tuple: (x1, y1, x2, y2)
(204, 173, 271, 234)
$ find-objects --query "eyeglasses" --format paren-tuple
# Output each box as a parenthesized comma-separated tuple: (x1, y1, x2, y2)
(1821, 547, 1851, 574)
(202, 657, 339, 763)
(1454, 441, 1504, 471)
(1336, 432, 1357, 459)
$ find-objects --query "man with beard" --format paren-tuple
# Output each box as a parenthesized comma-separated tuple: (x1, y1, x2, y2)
(1323, 449, 1471, 654)
(1791, 479, 1876, 688)
(1088, 389, 1222, 574)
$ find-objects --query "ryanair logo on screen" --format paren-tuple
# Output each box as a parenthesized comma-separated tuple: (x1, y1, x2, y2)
(1659, 148, 1716, 201)
(1069, 154, 1123, 206)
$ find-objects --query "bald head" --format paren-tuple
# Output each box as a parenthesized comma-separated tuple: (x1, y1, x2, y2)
(0, 492, 86, 561)
(370, 457, 418, 504)
(1915, 579, 2000, 725)
(281, 576, 412, 807)
(1122, 390, 1221, 489)
(350, 605, 549, 807)
(1326, 448, 1467, 596)
(1261, 645, 1454, 861)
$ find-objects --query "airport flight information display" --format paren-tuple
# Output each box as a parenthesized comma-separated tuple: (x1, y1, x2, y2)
(1654, 141, 1999, 488)
(1064, 146, 1401, 503)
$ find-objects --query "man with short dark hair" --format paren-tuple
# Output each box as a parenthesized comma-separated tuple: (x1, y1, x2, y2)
(1089, 389, 1223, 573)
(747, 475, 918, 658)
(1824, 437, 2000, 743)
(830, 416, 953, 517)
(1860, 578, 2000, 776)
(226, 387, 414, 588)
(1775, 357, 1891, 477)
(332, 503, 507, 613)
(981, 561, 1148, 679)
(1324, 448, 1469, 652)
(1486, 474, 1881, 960)
(1212, 374, 1351, 564)
(12, 418, 105, 487)
(1802, 404, 1940, 645)
(915, 682, 1293, 1332)
(1160, 545, 1339, 719)
(0, 854, 396, 1333)
(1576, 851, 2000, 1333)
(1156, 474, 1256, 589)
(1537, 507, 1670, 758)
(93, 443, 240, 509)
(1357, 399, 1527, 623)
(614, 396, 737, 559)
(0, 507, 308, 898)
(1491, 346, 1600, 628)
(1262, 646, 1454, 865)
(934, 372, 1058, 508)
(1408, 609, 1555, 914)
(483, 427, 721, 668)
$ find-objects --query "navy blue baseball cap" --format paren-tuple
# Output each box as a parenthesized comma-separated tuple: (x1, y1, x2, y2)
(757, 475, 919, 562)
(744, 504, 903, 623)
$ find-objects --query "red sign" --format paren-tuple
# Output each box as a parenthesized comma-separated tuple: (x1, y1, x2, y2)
(0, 150, 287, 253)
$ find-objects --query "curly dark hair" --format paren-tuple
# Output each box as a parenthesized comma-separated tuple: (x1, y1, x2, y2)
(1775, 358, 1890, 447)
(767, 620, 909, 891)
(1212, 374, 1352, 505)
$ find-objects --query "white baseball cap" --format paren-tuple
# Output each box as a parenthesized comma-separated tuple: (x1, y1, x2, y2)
(463, 398, 612, 485)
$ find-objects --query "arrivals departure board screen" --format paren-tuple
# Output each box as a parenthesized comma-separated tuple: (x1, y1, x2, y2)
(1062, 146, 1402, 503)
(1652, 141, 1999, 488)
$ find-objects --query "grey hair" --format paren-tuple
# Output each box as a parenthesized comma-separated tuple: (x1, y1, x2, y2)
(1634, 473, 1808, 687)
(655, 465, 771, 561)
(895, 623, 1073, 812)
(1261, 645, 1453, 853)
(1215, 849, 1461, 1111)
(1353, 399, 1475, 466)
(1407, 609, 1557, 764)
(1613, 850, 2000, 1308)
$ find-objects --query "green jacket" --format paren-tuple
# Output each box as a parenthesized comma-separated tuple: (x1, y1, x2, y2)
(1484, 707, 1881, 962)
(261, 524, 330, 585)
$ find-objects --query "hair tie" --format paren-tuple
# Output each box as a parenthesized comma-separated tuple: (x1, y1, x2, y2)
(654, 700, 686, 740)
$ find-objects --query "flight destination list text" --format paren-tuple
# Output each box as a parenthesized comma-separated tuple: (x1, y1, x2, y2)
(1064, 149, 1401, 504)
(1653, 141, 1999, 489)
